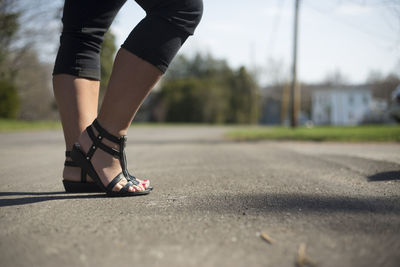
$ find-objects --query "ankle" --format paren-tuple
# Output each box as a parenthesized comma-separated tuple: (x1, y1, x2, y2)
(78, 121, 121, 155)
(77, 130, 92, 152)
(96, 117, 128, 137)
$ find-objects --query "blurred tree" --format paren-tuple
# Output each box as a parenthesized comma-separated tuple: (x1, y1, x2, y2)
(0, 0, 19, 66)
(155, 53, 260, 124)
(0, 0, 20, 118)
(323, 69, 349, 86)
(166, 53, 232, 81)
(161, 78, 204, 122)
(0, 78, 18, 118)
(13, 0, 63, 60)
(0, 0, 63, 120)
(227, 66, 260, 124)
(367, 71, 400, 103)
(15, 50, 54, 120)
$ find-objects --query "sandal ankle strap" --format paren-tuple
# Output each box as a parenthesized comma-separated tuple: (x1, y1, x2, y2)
(87, 126, 121, 159)
(92, 119, 122, 144)
(84, 119, 131, 179)
(85, 120, 125, 160)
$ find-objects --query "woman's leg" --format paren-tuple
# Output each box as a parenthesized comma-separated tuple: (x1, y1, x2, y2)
(76, 0, 204, 193)
(53, 75, 99, 182)
(78, 49, 162, 192)
(52, 0, 128, 184)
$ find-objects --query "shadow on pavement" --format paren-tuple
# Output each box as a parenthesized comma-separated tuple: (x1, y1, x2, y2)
(187, 192, 400, 215)
(0, 191, 67, 196)
(2, 191, 399, 215)
(0, 191, 105, 207)
(367, 171, 400, 182)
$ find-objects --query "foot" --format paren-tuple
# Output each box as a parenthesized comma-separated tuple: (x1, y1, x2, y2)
(63, 161, 151, 189)
(77, 127, 146, 193)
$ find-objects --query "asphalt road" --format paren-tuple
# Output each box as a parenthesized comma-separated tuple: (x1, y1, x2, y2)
(0, 126, 399, 267)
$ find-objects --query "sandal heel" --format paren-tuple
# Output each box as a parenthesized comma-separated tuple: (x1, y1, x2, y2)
(62, 150, 101, 193)
(70, 144, 106, 192)
(63, 180, 100, 193)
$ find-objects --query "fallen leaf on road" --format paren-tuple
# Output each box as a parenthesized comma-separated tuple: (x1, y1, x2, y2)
(260, 232, 275, 244)
(296, 243, 317, 267)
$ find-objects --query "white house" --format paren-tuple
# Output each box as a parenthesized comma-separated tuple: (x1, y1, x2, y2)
(312, 86, 373, 125)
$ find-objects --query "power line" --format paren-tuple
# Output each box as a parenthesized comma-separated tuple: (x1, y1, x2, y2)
(303, 0, 398, 49)
(266, 0, 286, 57)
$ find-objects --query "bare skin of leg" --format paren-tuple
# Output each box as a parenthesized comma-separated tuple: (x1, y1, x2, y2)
(77, 48, 162, 192)
(53, 72, 151, 189)
(53, 74, 99, 183)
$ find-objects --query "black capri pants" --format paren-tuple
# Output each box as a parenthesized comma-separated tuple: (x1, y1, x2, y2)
(53, 0, 203, 80)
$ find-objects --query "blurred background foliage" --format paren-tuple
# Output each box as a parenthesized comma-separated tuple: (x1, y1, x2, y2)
(0, 0, 119, 120)
(0, 0, 261, 124)
(148, 54, 260, 124)
(0, 0, 20, 119)
(0, 0, 399, 126)
(0, 0, 61, 120)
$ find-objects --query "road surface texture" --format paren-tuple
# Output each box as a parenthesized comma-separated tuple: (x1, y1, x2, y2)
(0, 126, 399, 267)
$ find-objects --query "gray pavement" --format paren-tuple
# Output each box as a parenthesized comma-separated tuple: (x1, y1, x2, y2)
(0, 126, 399, 267)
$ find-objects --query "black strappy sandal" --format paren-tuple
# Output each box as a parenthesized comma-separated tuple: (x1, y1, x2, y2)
(70, 119, 151, 197)
(63, 151, 152, 193)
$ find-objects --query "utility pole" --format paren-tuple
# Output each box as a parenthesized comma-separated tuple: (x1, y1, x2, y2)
(289, 0, 300, 128)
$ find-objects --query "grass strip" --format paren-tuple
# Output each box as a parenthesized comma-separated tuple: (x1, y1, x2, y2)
(0, 119, 62, 132)
(0, 119, 215, 132)
(225, 125, 400, 142)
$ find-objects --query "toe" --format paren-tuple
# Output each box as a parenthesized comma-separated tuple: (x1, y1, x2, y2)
(141, 179, 150, 189)
(128, 185, 135, 192)
(132, 185, 140, 192)
(133, 184, 145, 192)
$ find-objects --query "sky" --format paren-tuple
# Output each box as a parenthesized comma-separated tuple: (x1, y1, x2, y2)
(109, 1, 399, 85)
